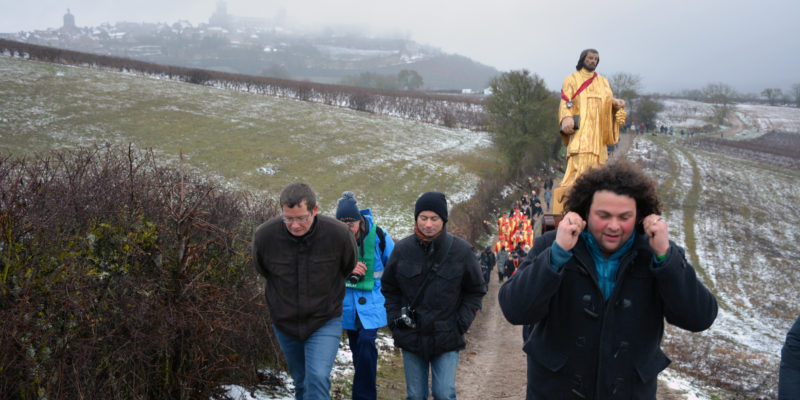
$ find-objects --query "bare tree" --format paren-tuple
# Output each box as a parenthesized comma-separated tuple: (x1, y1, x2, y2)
(761, 88, 783, 106)
(702, 82, 738, 125)
(609, 72, 642, 123)
(609, 72, 642, 101)
(791, 83, 800, 108)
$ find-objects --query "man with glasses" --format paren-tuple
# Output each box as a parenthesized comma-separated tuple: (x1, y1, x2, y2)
(335, 191, 394, 400)
(252, 182, 358, 400)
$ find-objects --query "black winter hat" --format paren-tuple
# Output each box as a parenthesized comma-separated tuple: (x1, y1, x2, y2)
(336, 191, 361, 222)
(414, 191, 448, 222)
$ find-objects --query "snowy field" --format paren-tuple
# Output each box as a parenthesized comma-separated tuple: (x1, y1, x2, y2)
(625, 99, 800, 397)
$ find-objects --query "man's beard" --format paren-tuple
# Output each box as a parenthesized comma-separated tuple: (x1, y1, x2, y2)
(582, 63, 596, 72)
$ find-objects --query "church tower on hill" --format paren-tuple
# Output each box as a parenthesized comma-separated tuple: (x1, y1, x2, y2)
(62, 9, 77, 32)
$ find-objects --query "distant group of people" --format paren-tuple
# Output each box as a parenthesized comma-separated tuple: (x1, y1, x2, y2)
(249, 47, 799, 400)
(481, 186, 552, 284)
(253, 184, 485, 400)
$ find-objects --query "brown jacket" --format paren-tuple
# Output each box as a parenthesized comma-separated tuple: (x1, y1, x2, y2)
(253, 214, 357, 340)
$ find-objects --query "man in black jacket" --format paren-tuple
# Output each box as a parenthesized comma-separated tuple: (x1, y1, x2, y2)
(499, 161, 717, 399)
(479, 246, 496, 285)
(780, 314, 800, 399)
(252, 182, 358, 400)
(382, 192, 486, 400)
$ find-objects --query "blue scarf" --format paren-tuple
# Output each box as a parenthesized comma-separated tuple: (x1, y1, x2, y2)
(580, 231, 635, 300)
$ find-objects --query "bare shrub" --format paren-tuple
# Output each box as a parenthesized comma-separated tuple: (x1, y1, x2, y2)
(0, 144, 281, 399)
(449, 173, 508, 245)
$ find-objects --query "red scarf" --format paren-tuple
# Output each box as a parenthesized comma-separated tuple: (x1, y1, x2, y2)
(414, 223, 443, 242)
(561, 72, 597, 103)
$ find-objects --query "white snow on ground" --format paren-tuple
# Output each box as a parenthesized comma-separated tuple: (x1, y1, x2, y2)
(659, 369, 714, 400)
(223, 333, 396, 399)
(223, 372, 294, 400)
(625, 99, 800, 397)
(736, 103, 800, 134)
(657, 99, 715, 130)
(657, 98, 800, 136)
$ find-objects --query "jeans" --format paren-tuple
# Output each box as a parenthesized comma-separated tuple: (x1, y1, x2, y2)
(273, 316, 342, 400)
(402, 349, 459, 400)
(347, 325, 378, 400)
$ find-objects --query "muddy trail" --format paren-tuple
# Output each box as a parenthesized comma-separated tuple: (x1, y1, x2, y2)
(456, 272, 527, 399)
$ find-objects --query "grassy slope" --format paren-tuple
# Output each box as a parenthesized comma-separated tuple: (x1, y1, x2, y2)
(0, 56, 498, 239)
(627, 133, 800, 398)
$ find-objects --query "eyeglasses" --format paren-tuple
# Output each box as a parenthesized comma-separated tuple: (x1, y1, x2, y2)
(282, 213, 312, 225)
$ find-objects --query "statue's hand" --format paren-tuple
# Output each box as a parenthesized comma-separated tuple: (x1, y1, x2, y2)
(560, 116, 575, 134)
(613, 98, 626, 109)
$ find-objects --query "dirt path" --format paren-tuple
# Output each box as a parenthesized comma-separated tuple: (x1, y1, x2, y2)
(722, 112, 745, 137)
(610, 131, 633, 161)
(456, 272, 527, 399)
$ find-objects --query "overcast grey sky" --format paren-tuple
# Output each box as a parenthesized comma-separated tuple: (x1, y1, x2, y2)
(2, 0, 799, 95)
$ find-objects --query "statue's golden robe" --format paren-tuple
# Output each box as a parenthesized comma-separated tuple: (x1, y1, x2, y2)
(558, 69, 625, 188)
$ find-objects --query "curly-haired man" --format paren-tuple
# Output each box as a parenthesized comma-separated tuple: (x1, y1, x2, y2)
(499, 161, 718, 399)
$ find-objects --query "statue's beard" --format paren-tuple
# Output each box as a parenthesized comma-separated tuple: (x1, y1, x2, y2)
(583, 63, 596, 72)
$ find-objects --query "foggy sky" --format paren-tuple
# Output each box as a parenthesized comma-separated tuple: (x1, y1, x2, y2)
(1, 0, 798, 95)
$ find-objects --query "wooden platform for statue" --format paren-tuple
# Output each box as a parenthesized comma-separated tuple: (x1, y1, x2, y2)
(540, 185, 568, 233)
(542, 214, 563, 233)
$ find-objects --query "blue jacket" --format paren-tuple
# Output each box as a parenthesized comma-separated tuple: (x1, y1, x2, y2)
(499, 230, 718, 399)
(342, 209, 394, 330)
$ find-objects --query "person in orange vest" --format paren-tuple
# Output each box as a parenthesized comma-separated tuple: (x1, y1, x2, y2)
(498, 213, 511, 238)
(512, 231, 526, 252)
(520, 219, 532, 234)
(494, 235, 506, 254)
(521, 230, 534, 248)
(498, 212, 509, 230)
(511, 208, 524, 223)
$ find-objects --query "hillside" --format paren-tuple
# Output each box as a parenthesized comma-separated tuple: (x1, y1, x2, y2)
(4, 19, 499, 91)
(0, 55, 497, 239)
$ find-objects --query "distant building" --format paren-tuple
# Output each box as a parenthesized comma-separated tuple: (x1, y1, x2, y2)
(209, 1, 231, 28)
(209, 0, 269, 29)
(62, 9, 77, 32)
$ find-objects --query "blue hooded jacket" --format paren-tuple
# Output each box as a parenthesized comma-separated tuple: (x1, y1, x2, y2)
(342, 209, 394, 330)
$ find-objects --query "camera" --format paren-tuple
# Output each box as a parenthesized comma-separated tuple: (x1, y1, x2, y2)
(347, 273, 364, 284)
(395, 306, 417, 329)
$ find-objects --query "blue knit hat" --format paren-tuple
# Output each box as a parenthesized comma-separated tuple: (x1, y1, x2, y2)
(336, 191, 361, 222)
